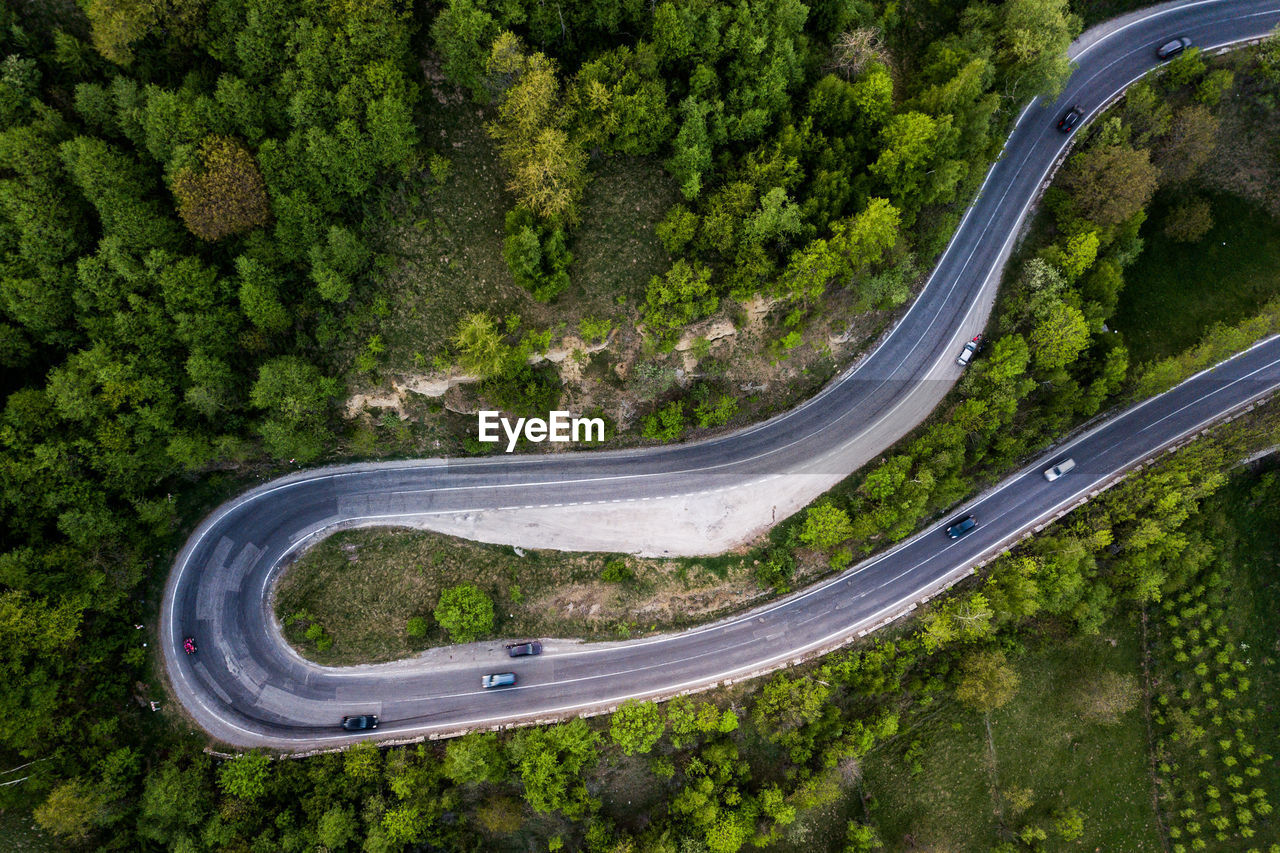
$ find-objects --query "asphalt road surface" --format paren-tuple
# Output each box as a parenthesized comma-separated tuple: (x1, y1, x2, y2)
(162, 0, 1280, 749)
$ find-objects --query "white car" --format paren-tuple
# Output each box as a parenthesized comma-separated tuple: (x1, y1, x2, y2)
(956, 334, 982, 367)
(1043, 458, 1076, 481)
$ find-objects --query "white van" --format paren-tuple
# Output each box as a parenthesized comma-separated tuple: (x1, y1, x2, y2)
(1043, 458, 1076, 481)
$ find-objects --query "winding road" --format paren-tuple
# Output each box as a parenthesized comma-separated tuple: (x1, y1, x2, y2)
(162, 0, 1280, 749)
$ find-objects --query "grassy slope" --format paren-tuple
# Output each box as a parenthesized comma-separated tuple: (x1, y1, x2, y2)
(354, 102, 676, 381)
(860, 623, 1160, 851)
(1164, 461, 1280, 849)
(274, 526, 761, 665)
(1114, 190, 1280, 367)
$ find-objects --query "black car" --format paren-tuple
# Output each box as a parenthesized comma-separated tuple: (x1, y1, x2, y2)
(945, 515, 978, 539)
(1056, 105, 1084, 133)
(1156, 36, 1191, 60)
(507, 640, 543, 657)
(341, 715, 378, 731)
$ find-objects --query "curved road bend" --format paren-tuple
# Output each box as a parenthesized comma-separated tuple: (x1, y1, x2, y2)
(163, 0, 1280, 748)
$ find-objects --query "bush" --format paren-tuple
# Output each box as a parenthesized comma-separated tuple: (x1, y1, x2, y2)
(503, 209, 572, 301)
(433, 584, 495, 643)
(756, 548, 795, 592)
(694, 394, 737, 428)
(601, 560, 633, 583)
(642, 400, 686, 442)
(800, 504, 854, 550)
(406, 616, 429, 638)
(1163, 197, 1213, 243)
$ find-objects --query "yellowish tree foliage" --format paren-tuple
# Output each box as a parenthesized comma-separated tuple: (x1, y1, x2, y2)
(171, 135, 270, 241)
(486, 32, 586, 222)
(86, 0, 204, 66)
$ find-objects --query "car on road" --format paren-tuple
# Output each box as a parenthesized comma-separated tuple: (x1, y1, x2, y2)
(945, 515, 978, 539)
(956, 334, 983, 367)
(1156, 36, 1192, 59)
(507, 640, 542, 657)
(482, 672, 517, 689)
(341, 715, 378, 731)
(1043, 458, 1076, 481)
(1056, 105, 1084, 133)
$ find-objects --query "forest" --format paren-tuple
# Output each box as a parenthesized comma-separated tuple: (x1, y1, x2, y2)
(1, 0, 1279, 849)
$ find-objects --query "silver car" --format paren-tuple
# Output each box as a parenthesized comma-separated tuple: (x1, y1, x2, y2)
(1043, 458, 1076, 481)
(482, 672, 517, 689)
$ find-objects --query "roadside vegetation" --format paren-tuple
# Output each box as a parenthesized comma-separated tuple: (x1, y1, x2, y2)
(4, 0, 1280, 849)
(47, 398, 1280, 851)
(278, 34, 1280, 664)
(277, 528, 767, 664)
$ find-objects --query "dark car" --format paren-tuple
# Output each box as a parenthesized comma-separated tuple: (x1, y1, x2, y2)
(945, 515, 978, 539)
(1056, 105, 1084, 133)
(482, 672, 517, 689)
(507, 640, 543, 657)
(341, 715, 378, 731)
(1156, 36, 1192, 60)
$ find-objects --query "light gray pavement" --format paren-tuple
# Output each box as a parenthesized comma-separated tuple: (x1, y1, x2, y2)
(161, 0, 1280, 749)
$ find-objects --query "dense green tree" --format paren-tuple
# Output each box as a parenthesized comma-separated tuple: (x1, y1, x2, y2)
(32, 778, 109, 842)
(487, 33, 587, 222)
(218, 750, 273, 801)
(443, 732, 509, 784)
(1029, 299, 1089, 372)
(453, 312, 514, 378)
(869, 112, 963, 212)
(1162, 196, 1214, 243)
(1058, 144, 1158, 228)
(236, 255, 291, 333)
(1152, 104, 1218, 184)
(992, 0, 1080, 100)
(59, 136, 181, 251)
(643, 259, 717, 342)
(433, 0, 500, 102)
(137, 757, 213, 844)
(309, 225, 371, 303)
(568, 44, 671, 156)
(249, 356, 341, 461)
(86, 0, 204, 66)
(665, 95, 721, 200)
(433, 583, 495, 643)
(610, 699, 666, 755)
(503, 209, 572, 301)
(508, 718, 600, 817)
(316, 807, 359, 849)
(800, 503, 854, 550)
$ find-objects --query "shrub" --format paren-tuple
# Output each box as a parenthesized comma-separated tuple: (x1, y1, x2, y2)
(1163, 197, 1213, 243)
(642, 400, 685, 442)
(406, 616, 429, 638)
(800, 504, 854, 551)
(756, 548, 794, 592)
(433, 584, 495, 643)
(601, 560, 633, 583)
(694, 394, 737, 428)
